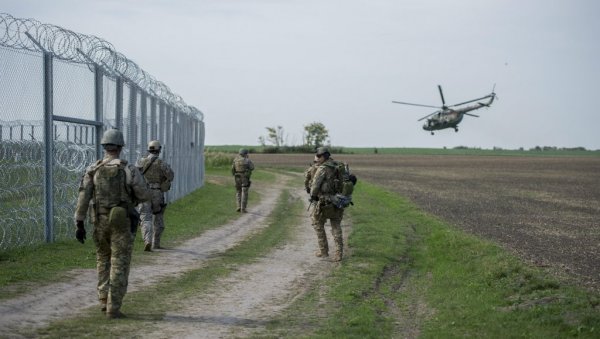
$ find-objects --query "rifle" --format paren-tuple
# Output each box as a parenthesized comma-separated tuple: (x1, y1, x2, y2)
(307, 196, 319, 212)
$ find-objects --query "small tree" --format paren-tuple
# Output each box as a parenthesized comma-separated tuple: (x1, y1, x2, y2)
(303, 122, 329, 148)
(260, 126, 285, 147)
(266, 126, 285, 147)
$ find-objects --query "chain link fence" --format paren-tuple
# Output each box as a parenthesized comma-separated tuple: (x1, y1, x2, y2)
(0, 13, 205, 250)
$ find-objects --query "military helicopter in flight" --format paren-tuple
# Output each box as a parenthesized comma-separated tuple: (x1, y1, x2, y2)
(392, 85, 496, 135)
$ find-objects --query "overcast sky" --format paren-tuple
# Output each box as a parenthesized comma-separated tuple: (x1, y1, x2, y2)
(2, 0, 599, 149)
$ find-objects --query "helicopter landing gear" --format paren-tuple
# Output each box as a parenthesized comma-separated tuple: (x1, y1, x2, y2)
(454, 127, 459, 132)
(431, 131, 434, 135)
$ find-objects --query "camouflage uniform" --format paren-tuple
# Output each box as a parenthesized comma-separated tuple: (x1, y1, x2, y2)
(231, 149, 255, 212)
(74, 153, 149, 316)
(304, 161, 318, 194)
(310, 149, 345, 262)
(136, 152, 174, 249)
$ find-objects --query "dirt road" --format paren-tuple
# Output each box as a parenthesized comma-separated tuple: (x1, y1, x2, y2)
(0, 173, 342, 337)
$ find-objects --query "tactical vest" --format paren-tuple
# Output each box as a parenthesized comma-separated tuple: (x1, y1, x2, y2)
(93, 161, 132, 211)
(234, 157, 250, 173)
(141, 156, 163, 184)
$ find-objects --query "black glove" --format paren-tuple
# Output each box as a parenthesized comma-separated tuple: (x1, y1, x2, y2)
(75, 220, 86, 244)
(305, 187, 311, 194)
(310, 196, 319, 203)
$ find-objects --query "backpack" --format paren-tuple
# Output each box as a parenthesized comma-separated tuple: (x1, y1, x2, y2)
(329, 161, 357, 208)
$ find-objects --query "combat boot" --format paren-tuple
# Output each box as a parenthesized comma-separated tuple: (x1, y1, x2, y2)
(106, 310, 127, 319)
(315, 250, 328, 258)
(100, 298, 107, 312)
(144, 243, 152, 252)
(333, 250, 343, 262)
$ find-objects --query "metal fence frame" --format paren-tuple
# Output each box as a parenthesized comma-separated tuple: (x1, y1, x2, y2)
(0, 13, 205, 249)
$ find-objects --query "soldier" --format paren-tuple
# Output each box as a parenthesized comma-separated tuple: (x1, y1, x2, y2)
(231, 148, 255, 212)
(309, 147, 345, 262)
(136, 140, 174, 251)
(74, 129, 150, 319)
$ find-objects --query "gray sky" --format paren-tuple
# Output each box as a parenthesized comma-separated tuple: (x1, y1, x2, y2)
(2, 0, 599, 149)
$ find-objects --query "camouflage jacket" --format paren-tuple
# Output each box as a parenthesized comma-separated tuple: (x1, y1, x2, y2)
(74, 154, 150, 221)
(136, 153, 175, 189)
(304, 163, 318, 191)
(231, 155, 255, 178)
(310, 158, 342, 199)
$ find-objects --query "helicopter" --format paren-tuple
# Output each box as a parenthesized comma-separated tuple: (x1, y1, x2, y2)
(392, 85, 496, 135)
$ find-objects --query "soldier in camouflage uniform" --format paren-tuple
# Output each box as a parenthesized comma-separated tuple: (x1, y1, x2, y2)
(136, 140, 175, 251)
(231, 148, 255, 212)
(74, 129, 150, 319)
(309, 147, 345, 262)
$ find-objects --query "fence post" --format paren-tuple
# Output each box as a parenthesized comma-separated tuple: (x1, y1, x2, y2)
(43, 50, 54, 243)
(116, 77, 123, 130)
(128, 84, 137, 163)
(150, 96, 157, 140)
(159, 101, 165, 147)
(95, 65, 104, 159)
(140, 91, 147, 154)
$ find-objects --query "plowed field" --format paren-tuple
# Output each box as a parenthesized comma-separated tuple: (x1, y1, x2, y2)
(252, 153, 600, 291)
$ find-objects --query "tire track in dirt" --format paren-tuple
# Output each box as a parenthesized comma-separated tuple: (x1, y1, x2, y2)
(134, 183, 342, 338)
(0, 173, 291, 336)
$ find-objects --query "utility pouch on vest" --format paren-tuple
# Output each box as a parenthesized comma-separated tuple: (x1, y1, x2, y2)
(160, 180, 171, 192)
(341, 181, 354, 196)
(108, 206, 128, 227)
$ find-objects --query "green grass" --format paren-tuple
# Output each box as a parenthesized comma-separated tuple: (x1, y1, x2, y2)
(265, 182, 600, 338)
(35, 179, 303, 338)
(0, 167, 269, 300)
(3, 169, 599, 338)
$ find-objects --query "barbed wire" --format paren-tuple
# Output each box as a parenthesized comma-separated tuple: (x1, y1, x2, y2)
(0, 12, 203, 121)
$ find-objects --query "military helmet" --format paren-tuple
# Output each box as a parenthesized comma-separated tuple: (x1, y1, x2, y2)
(239, 148, 249, 155)
(315, 146, 330, 156)
(100, 129, 125, 146)
(148, 140, 162, 152)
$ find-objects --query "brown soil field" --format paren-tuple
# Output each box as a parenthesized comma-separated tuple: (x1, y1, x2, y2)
(251, 153, 600, 291)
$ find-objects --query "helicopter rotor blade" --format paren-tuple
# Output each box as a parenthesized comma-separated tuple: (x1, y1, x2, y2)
(437, 85, 446, 106)
(417, 110, 441, 121)
(392, 101, 440, 109)
(449, 94, 494, 107)
(464, 113, 480, 118)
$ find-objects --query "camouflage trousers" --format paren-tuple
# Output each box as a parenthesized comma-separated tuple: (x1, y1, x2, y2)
(235, 187, 249, 210)
(92, 213, 134, 314)
(234, 175, 250, 210)
(311, 202, 344, 257)
(139, 189, 166, 248)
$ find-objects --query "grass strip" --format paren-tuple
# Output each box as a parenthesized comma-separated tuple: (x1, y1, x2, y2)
(266, 181, 600, 338)
(34, 180, 302, 338)
(0, 168, 272, 300)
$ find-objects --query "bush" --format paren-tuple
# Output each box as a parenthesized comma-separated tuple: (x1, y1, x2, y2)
(204, 151, 233, 168)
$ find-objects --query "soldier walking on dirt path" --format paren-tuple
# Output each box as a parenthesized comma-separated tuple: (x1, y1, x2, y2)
(74, 129, 150, 319)
(309, 147, 346, 262)
(232, 148, 255, 213)
(136, 140, 175, 251)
